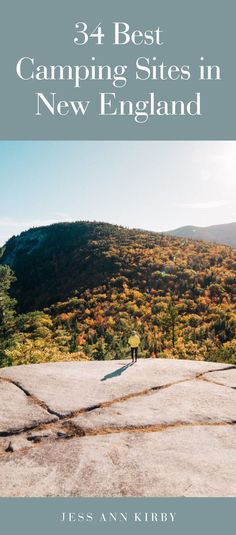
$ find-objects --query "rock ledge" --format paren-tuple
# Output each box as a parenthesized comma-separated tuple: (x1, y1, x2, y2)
(0, 358, 236, 497)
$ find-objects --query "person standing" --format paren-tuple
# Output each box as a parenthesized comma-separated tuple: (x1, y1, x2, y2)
(128, 331, 141, 362)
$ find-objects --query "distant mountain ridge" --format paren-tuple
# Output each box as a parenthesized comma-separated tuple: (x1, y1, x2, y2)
(163, 222, 236, 248)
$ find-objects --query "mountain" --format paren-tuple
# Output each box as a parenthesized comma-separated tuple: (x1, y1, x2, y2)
(0, 220, 235, 312)
(163, 222, 236, 247)
(0, 221, 236, 365)
(1, 221, 163, 312)
(1, 221, 125, 311)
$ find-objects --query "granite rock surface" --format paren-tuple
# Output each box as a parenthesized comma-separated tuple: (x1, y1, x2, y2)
(0, 358, 235, 497)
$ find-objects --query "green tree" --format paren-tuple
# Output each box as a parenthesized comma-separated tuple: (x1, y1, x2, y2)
(161, 301, 178, 349)
(0, 265, 17, 366)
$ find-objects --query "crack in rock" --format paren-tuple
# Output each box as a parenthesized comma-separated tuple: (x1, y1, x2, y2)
(2, 416, 236, 459)
(1, 364, 235, 458)
(196, 365, 236, 389)
(65, 420, 236, 438)
(0, 377, 63, 419)
(0, 374, 198, 439)
(0, 422, 53, 438)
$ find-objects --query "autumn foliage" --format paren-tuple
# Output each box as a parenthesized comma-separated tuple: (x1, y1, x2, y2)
(0, 222, 235, 366)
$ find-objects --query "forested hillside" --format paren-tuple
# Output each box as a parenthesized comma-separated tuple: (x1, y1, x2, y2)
(0, 221, 235, 366)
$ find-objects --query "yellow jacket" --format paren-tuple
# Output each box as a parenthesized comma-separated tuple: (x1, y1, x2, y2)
(128, 334, 140, 348)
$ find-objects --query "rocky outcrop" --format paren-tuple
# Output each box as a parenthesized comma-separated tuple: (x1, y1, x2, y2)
(0, 358, 236, 497)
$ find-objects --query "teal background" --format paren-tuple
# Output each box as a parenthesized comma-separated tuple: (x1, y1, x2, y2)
(0, 0, 236, 533)
(0, 498, 235, 535)
(0, 0, 235, 139)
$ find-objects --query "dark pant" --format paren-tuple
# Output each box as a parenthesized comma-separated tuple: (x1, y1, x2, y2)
(131, 347, 138, 361)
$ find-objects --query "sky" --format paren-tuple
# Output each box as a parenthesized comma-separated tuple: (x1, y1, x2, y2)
(0, 141, 235, 245)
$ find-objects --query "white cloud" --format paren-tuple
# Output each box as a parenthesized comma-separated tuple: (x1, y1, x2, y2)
(174, 200, 231, 209)
(194, 142, 236, 186)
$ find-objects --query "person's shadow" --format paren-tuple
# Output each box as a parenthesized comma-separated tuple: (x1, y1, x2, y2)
(101, 362, 134, 382)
